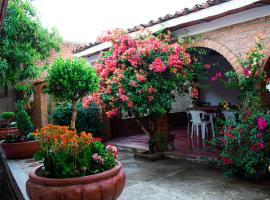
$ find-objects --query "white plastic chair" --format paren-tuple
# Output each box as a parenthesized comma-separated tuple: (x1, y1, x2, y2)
(189, 110, 215, 140)
(222, 111, 236, 123)
(185, 110, 192, 137)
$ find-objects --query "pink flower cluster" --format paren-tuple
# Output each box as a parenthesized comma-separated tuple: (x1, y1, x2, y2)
(211, 72, 222, 81)
(243, 68, 251, 77)
(257, 116, 268, 130)
(82, 29, 192, 118)
(106, 108, 118, 118)
(106, 144, 119, 158)
(92, 153, 104, 164)
(149, 58, 167, 72)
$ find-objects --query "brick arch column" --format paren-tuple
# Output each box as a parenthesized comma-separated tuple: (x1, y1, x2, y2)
(184, 39, 243, 73)
(263, 54, 270, 69)
(31, 82, 49, 129)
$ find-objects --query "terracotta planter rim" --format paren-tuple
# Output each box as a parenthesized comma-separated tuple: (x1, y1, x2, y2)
(0, 127, 18, 130)
(1, 139, 38, 145)
(29, 160, 122, 186)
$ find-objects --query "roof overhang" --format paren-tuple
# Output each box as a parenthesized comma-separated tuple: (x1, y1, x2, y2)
(75, 0, 270, 58)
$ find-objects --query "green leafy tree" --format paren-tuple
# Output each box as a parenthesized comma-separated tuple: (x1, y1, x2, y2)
(46, 58, 99, 130)
(0, 0, 62, 88)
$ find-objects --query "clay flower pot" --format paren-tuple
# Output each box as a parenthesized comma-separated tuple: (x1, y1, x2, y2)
(0, 140, 39, 159)
(26, 161, 125, 200)
(0, 127, 19, 140)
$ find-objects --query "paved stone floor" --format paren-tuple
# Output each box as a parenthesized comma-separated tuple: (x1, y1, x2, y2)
(2, 151, 270, 200)
(119, 152, 270, 200)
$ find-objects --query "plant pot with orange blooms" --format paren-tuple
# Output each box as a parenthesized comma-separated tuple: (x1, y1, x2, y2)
(0, 101, 39, 159)
(26, 125, 125, 200)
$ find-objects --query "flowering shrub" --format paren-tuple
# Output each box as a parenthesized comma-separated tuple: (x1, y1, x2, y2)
(213, 35, 270, 178)
(82, 29, 203, 152)
(33, 125, 118, 178)
(214, 111, 270, 178)
(225, 35, 265, 112)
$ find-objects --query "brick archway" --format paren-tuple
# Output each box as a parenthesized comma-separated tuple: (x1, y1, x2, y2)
(263, 56, 270, 69)
(185, 39, 243, 73)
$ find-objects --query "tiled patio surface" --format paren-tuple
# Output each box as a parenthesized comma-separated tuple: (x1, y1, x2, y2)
(4, 152, 270, 200)
(108, 127, 219, 160)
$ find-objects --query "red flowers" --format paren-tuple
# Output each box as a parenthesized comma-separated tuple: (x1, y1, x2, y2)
(149, 57, 167, 72)
(224, 132, 234, 140)
(220, 156, 232, 165)
(191, 87, 199, 98)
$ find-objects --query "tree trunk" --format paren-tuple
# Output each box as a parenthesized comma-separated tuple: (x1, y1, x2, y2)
(70, 100, 78, 131)
(135, 116, 155, 153)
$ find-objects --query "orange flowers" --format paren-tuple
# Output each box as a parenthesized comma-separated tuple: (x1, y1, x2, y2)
(33, 124, 93, 150)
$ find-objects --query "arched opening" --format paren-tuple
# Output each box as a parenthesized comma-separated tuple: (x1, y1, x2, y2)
(197, 48, 240, 106)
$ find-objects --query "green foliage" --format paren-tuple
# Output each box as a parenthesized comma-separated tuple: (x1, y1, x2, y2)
(52, 102, 103, 137)
(0, 0, 62, 86)
(1, 112, 15, 119)
(16, 101, 33, 136)
(46, 58, 99, 102)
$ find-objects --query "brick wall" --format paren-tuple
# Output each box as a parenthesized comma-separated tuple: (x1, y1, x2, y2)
(0, 86, 16, 113)
(204, 16, 270, 58)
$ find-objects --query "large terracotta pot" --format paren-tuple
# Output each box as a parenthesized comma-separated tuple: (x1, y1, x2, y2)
(26, 161, 126, 200)
(0, 127, 19, 140)
(0, 140, 39, 159)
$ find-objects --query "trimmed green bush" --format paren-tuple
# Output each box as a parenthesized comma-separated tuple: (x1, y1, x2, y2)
(52, 102, 103, 137)
(16, 101, 33, 136)
(1, 112, 15, 119)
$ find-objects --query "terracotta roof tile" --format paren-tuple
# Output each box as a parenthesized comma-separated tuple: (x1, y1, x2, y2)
(73, 0, 261, 54)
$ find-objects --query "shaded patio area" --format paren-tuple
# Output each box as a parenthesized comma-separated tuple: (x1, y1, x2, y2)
(108, 127, 218, 160)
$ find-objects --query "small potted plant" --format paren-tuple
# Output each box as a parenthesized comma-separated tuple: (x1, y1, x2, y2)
(0, 101, 39, 159)
(26, 124, 125, 200)
(0, 111, 19, 139)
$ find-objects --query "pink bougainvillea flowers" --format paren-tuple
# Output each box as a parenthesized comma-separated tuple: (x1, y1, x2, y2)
(257, 116, 268, 130)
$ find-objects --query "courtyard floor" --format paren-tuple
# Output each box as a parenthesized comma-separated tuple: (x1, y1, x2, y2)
(120, 152, 270, 200)
(2, 151, 270, 200)
(109, 127, 218, 160)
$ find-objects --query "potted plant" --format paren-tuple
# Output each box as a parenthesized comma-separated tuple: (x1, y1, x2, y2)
(26, 124, 125, 200)
(0, 101, 39, 159)
(0, 111, 19, 139)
